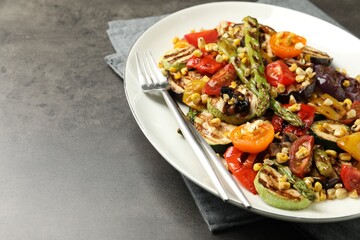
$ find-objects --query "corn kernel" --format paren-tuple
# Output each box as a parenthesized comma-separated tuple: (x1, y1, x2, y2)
(333, 126, 347, 137)
(201, 94, 208, 105)
(323, 98, 334, 106)
(335, 188, 348, 199)
(190, 93, 201, 104)
(295, 67, 306, 75)
(288, 95, 297, 105)
(304, 177, 314, 187)
(334, 183, 343, 189)
(174, 72, 182, 80)
(278, 175, 288, 182)
(288, 103, 301, 112)
(276, 152, 289, 163)
(305, 67, 314, 74)
(194, 117, 203, 124)
(325, 149, 337, 158)
(351, 119, 360, 132)
(319, 190, 327, 201)
(278, 181, 291, 190)
(270, 87, 278, 98)
(343, 98, 353, 110)
(339, 153, 352, 161)
(193, 49, 202, 57)
(180, 67, 188, 76)
(276, 83, 286, 93)
(233, 38, 241, 46)
(241, 57, 248, 64)
(253, 163, 263, 172)
(229, 81, 237, 89)
(169, 67, 177, 73)
(294, 42, 304, 50)
(172, 36, 179, 44)
(215, 54, 223, 63)
(201, 75, 210, 82)
(347, 109, 356, 119)
(295, 146, 310, 159)
(295, 74, 306, 83)
(289, 63, 297, 72)
(210, 118, 221, 127)
(314, 181, 323, 192)
(348, 189, 359, 199)
(197, 37, 206, 49)
(327, 188, 336, 200)
(342, 79, 351, 87)
(281, 147, 289, 154)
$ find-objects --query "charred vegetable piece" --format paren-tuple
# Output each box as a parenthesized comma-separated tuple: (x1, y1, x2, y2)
(277, 75, 317, 103)
(313, 146, 338, 178)
(160, 45, 195, 71)
(302, 45, 333, 66)
(254, 165, 312, 210)
(337, 132, 360, 162)
(314, 65, 360, 102)
(310, 120, 352, 151)
(309, 93, 347, 121)
(187, 109, 236, 154)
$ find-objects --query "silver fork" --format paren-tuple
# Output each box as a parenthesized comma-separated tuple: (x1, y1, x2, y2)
(135, 50, 251, 208)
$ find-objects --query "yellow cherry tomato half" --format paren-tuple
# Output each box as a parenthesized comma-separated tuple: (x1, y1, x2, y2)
(269, 31, 307, 59)
(230, 120, 275, 154)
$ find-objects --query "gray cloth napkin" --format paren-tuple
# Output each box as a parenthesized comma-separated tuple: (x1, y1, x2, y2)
(105, 0, 360, 238)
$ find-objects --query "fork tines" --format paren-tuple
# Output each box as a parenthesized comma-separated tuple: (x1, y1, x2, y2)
(135, 51, 169, 92)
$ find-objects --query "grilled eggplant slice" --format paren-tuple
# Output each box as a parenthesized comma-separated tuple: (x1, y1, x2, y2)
(276, 75, 317, 103)
(191, 109, 236, 154)
(302, 45, 333, 66)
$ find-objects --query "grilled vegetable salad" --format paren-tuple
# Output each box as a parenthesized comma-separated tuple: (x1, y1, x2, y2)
(158, 16, 360, 210)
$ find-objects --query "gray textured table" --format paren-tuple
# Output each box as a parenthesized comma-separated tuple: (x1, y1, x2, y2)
(0, 0, 359, 239)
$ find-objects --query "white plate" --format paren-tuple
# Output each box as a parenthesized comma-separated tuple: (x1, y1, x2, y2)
(124, 2, 360, 222)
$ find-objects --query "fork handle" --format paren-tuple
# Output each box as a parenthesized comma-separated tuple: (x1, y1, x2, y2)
(187, 118, 252, 208)
(160, 90, 229, 201)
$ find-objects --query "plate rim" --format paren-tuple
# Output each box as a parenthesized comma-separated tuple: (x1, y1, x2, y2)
(124, 1, 360, 223)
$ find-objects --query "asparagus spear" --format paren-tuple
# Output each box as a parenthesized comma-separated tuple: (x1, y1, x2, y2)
(242, 16, 270, 117)
(274, 162, 316, 201)
(270, 98, 304, 127)
(217, 19, 303, 127)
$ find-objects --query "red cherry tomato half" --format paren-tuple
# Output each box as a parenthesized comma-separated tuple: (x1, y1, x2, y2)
(203, 63, 237, 96)
(340, 165, 360, 194)
(186, 53, 225, 75)
(265, 60, 296, 87)
(289, 135, 314, 178)
(184, 29, 219, 48)
(281, 103, 315, 137)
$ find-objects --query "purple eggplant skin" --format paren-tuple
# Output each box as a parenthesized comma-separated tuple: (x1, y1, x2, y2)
(314, 65, 360, 102)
